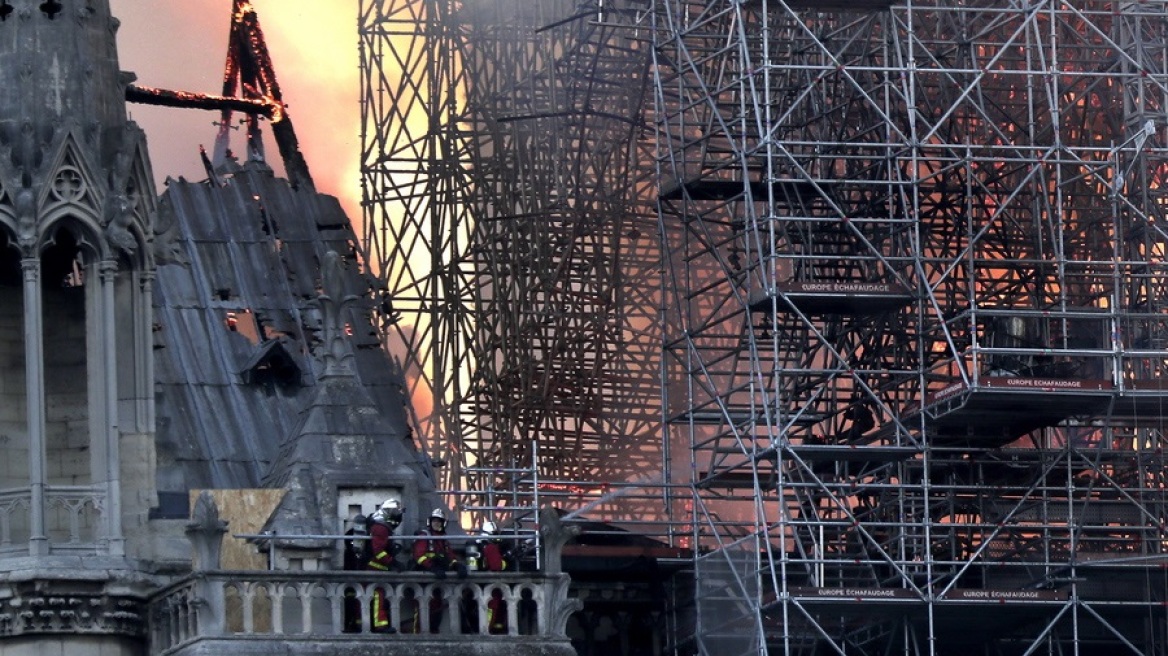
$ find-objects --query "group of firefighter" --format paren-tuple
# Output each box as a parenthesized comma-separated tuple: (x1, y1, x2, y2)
(343, 499, 523, 635)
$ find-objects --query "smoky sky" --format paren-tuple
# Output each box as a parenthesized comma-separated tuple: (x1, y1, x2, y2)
(110, 1, 361, 219)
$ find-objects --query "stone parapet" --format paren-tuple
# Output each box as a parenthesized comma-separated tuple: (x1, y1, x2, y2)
(0, 484, 107, 556)
(158, 637, 576, 656)
(150, 571, 580, 656)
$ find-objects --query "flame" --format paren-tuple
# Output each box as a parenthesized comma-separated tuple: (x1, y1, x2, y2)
(244, 1, 360, 214)
(112, 0, 362, 221)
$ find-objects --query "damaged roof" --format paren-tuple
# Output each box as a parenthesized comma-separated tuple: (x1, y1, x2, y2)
(151, 161, 423, 502)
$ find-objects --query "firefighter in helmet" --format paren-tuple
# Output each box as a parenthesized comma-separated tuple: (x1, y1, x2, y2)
(411, 508, 467, 633)
(367, 499, 404, 633)
(478, 521, 517, 572)
(412, 508, 467, 579)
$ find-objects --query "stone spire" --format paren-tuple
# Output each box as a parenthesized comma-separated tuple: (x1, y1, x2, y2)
(259, 251, 435, 561)
(317, 250, 360, 378)
(0, 1, 125, 132)
(0, 0, 162, 563)
(0, 5, 160, 650)
(0, 0, 154, 259)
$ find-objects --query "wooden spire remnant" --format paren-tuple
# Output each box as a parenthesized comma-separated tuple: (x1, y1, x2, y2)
(124, 0, 315, 190)
(215, 0, 314, 190)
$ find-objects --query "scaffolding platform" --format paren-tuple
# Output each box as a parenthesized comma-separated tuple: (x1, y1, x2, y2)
(697, 445, 915, 488)
(756, 588, 1141, 653)
(910, 376, 1115, 446)
(785, 587, 1068, 606)
(748, 587, 1073, 647)
(1112, 378, 1168, 420)
(783, 444, 918, 463)
(770, 0, 897, 9)
(659, 177, 825, 204)
(749, 280, 914, 315)
(679, 406, 827, 428)
(786, 443, 919, 477)
(696, 468, 774, 490)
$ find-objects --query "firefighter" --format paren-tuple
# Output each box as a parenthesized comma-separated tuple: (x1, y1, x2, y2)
(343, 513, 369, 632)
(344, 513, 370, 570)
(487, 587, 507, 635)
(836, 395, 875, 443)
(411, 508, 466, 633)
(367, 499, 404, 633)
(478, 521, 516, 572)
(413, 508, 467, 579)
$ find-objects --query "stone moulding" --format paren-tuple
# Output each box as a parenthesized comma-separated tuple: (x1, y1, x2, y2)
(0, 592, 145, 637)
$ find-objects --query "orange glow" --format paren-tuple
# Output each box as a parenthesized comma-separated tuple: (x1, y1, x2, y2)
(538, 482, 603, 496)
(112, 1, 362, 222)
(252, 1, 360, 216)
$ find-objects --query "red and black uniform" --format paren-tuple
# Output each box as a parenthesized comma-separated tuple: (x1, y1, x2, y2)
(366, 518, 401, 632)
(481, 540, 512, 572)
(487, 589, 507, 635)
(412, 520, 466, 633)
(367, 520, 401, 572)
(413, 528, 460, 573)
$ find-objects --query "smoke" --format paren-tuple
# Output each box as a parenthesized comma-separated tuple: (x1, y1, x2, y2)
(110, 0, 361, 220)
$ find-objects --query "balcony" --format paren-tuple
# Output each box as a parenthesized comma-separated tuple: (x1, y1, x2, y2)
(151, 570, 579, 656)
(151, 497, 582, 656)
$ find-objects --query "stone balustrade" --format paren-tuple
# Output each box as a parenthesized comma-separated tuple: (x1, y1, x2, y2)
(0, 485, 105, 556)
(150, 570, 579, 655)
(153, 499, 582, 655)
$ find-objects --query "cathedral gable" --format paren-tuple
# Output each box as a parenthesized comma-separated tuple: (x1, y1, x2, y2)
(39, 131, 102, 223)
(119, 128, 157, 259)
(0, 175, 10, 227)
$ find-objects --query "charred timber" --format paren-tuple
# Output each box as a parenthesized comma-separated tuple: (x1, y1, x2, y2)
(126, 85, 274, 118)
(126, 85, 314, 190)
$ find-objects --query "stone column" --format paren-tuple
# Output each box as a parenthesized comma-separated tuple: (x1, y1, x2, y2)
(136, 271, 155, 432)
(22, 258, 47, 556)
(99, 261, 124, 555)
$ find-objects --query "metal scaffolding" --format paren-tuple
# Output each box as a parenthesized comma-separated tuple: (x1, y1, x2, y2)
(362, 0, 1168, 653)
(358, 0, 668, 525)
(655, 1, 1168, 654)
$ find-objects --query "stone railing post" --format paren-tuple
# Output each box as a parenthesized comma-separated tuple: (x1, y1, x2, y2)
(187, 491, 228, 571)
(538, 506, 582, 638)
(186, 491, 229, 636)
(538, 506, 578, 576)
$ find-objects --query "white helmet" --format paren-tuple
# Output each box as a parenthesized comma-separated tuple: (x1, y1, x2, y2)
(373, 499, 403, 526)
(428, 508, 447, 527)
(481, 520, 498, 536)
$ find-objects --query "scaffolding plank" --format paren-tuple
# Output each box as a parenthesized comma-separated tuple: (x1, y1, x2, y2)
(779, 0, 897, 9)
(910, 377, 1116, 446)
(749, 280, 914, 315)
(659, 177, 824, 203)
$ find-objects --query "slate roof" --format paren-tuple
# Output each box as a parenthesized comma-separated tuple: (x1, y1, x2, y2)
(152, 161, 425, 503)
(259, 370, 425, 541)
